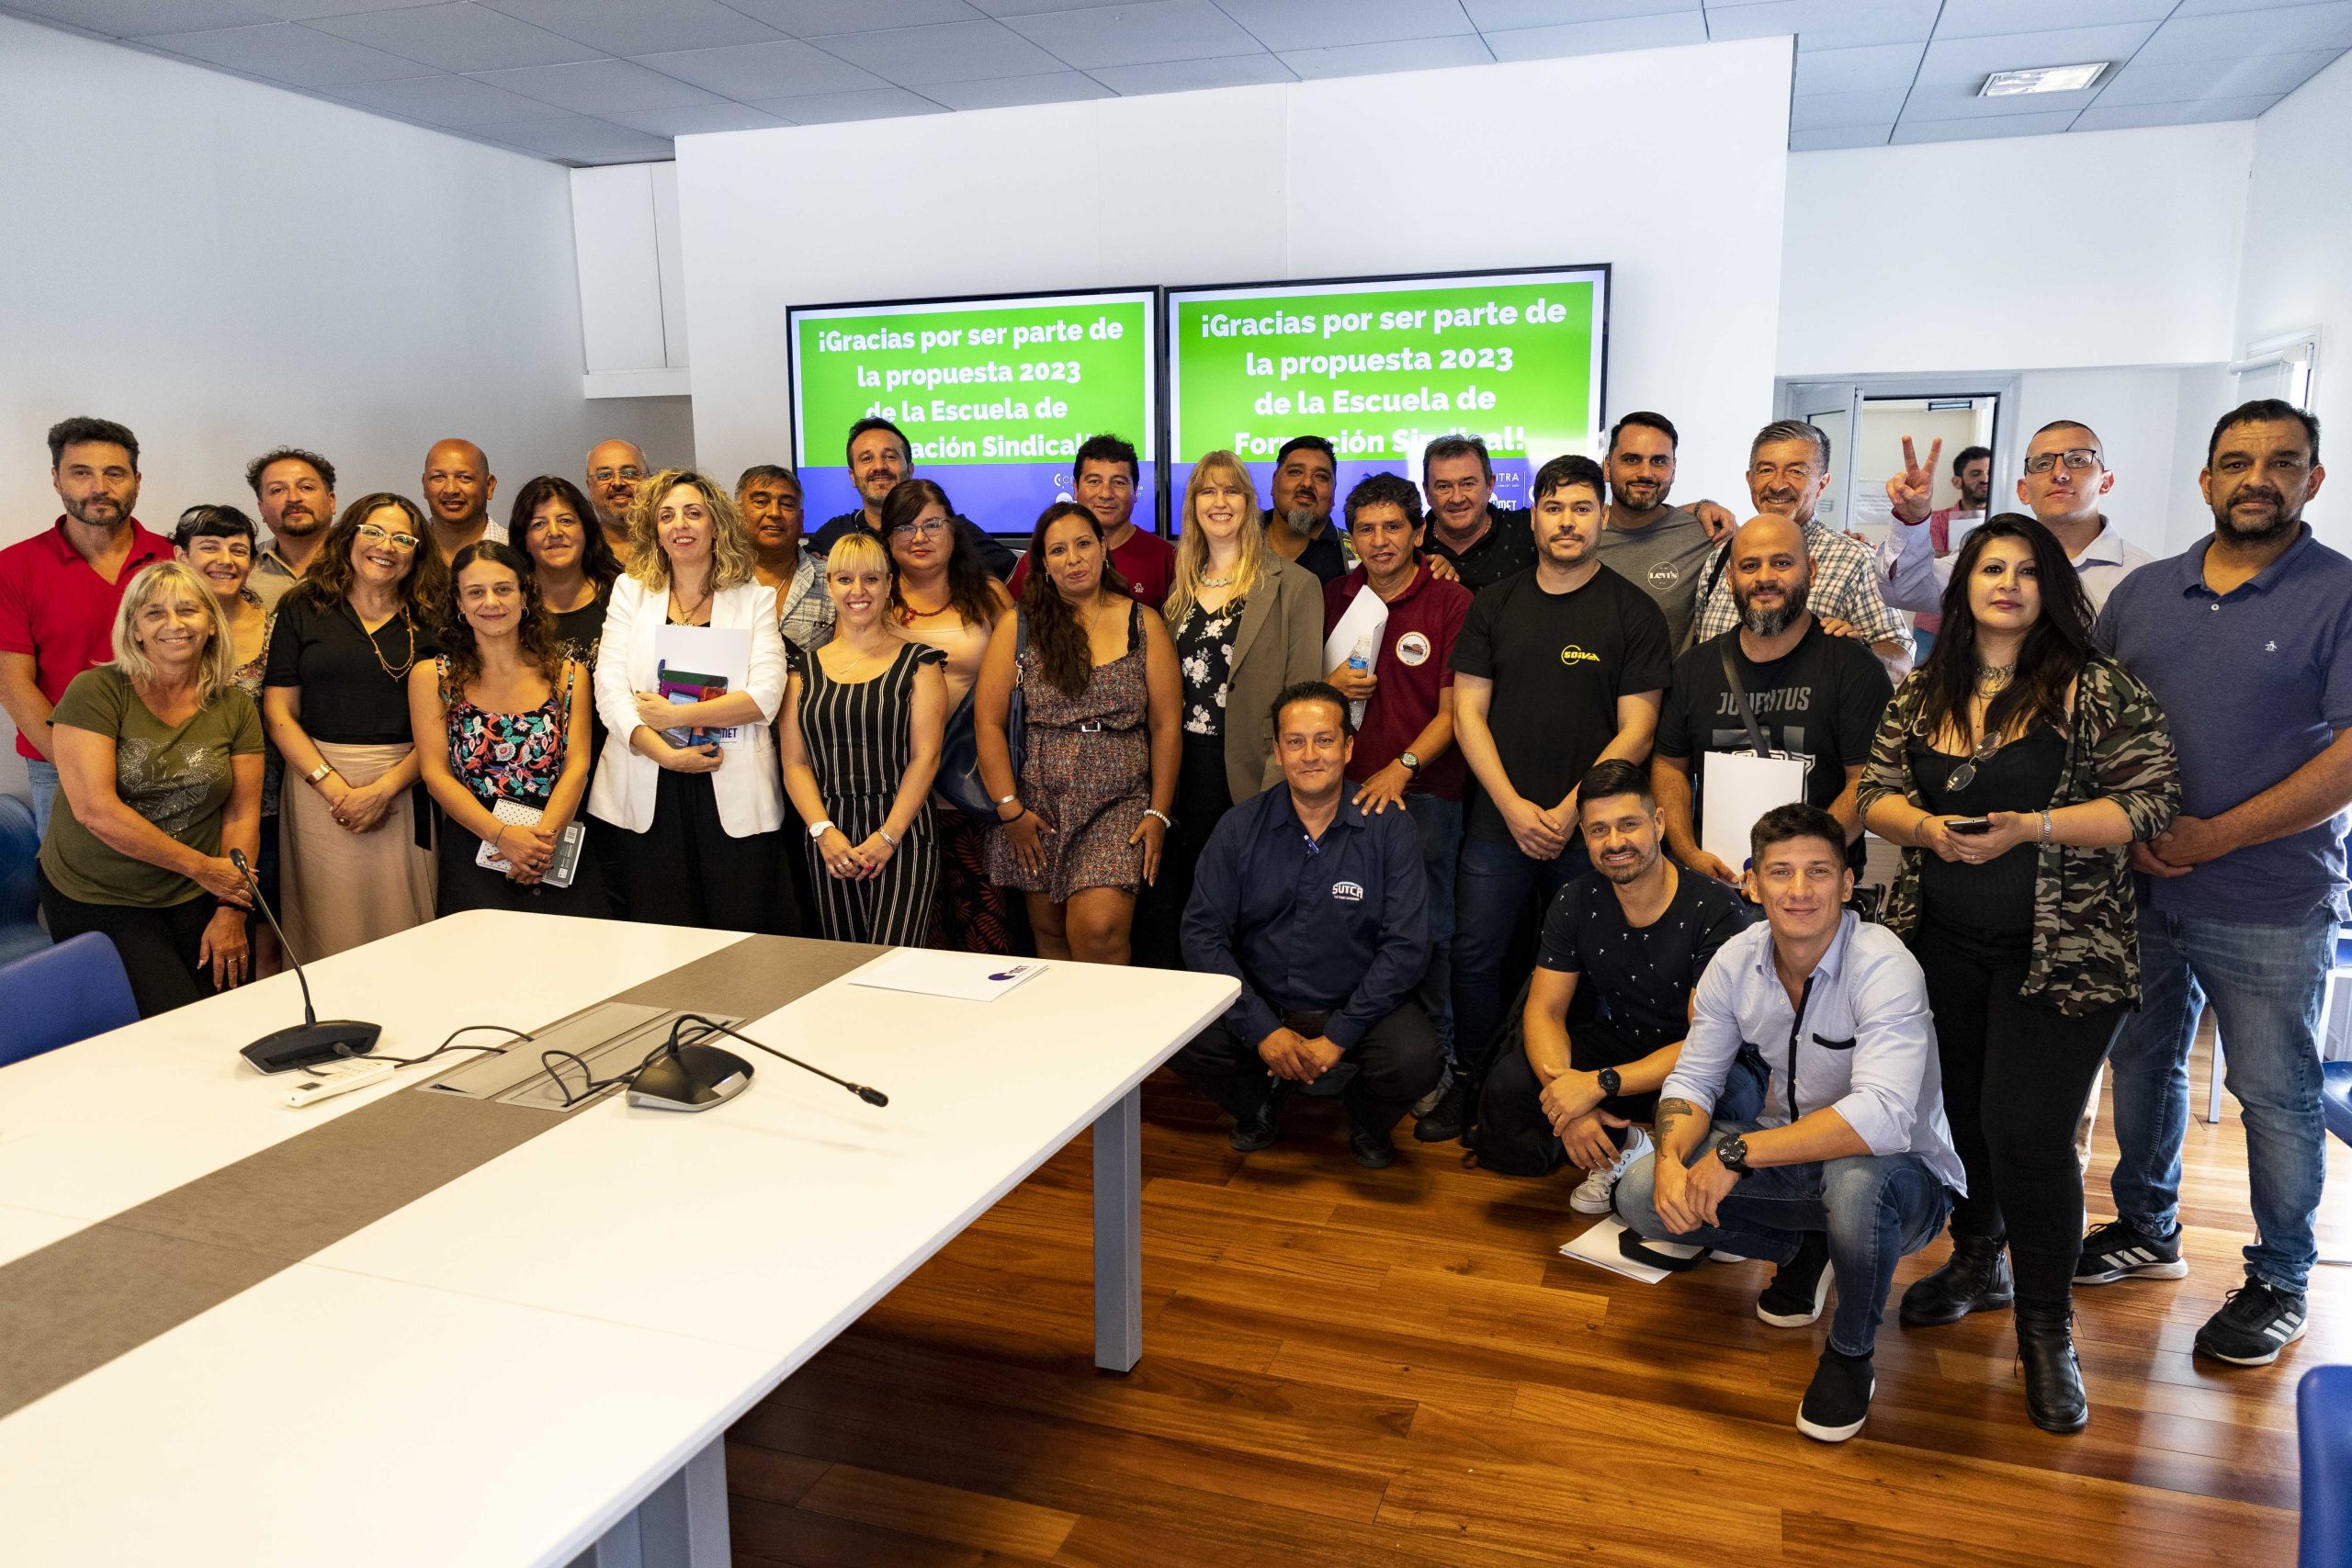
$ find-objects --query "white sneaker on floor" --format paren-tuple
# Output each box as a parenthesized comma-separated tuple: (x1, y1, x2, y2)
(1570, 1126, 1651, 1214)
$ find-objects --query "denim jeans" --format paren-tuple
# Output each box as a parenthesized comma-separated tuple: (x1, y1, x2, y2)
(1453, 831, 1586, 1080)
(1403, 792, 1463, 1061)
(25, 759, 59, 841)
(2108, 905, 2335, 1295)
(1613, 1122, 1953, 1357)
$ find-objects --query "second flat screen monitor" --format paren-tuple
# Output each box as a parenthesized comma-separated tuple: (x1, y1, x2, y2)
(788, 287, 1159, 537)
(1165, 265, 1609, 530)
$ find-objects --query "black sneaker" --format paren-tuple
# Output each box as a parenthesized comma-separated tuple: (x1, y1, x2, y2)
(1796, 1348, 1876, 1443)
(1227, 1090, 1283, 1153)
(1414, 1077, 1469, 1143)
(1348, 1122, 1396, 1169)
(1758, 1232, 1834, 1327)
(2193, 1280, 2309, 1366)
(2075, 1218, 2188, 1284)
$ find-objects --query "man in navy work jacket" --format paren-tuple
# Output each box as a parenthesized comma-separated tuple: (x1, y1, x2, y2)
(1177, 680, 1441, 1169)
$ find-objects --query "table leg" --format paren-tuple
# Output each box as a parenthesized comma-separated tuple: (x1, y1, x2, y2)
(1092, 1085, 1142, 1372)
(571, 1434, 729, 1568)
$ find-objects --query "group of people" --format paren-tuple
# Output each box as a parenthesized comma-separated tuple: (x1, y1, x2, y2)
(2, 395, 2339, 1450)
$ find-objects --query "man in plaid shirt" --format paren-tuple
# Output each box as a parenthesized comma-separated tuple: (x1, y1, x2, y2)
(1688, 421, 1913, 681)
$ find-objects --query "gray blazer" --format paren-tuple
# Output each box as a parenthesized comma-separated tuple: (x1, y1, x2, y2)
(1216, 557, 1328, 803)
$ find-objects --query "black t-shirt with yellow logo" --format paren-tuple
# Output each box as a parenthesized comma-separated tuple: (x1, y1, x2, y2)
(1450, 564, 1673, 846)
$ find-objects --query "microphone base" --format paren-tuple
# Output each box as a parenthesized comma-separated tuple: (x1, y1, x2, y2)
(628, 1042, 752, 1112)
(243, 1020, 383, 1075)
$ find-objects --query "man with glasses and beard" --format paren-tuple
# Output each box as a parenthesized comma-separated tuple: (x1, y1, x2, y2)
(2084, 399, 2347, 1370)
(1653, 513, 1893, 888)
(245, 446, 337, 611)
(585, 439, 649, 555)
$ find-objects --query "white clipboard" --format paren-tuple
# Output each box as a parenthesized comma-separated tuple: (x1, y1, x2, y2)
(1322, 583, 1387, 728)
(1699, 750, 1811, 875)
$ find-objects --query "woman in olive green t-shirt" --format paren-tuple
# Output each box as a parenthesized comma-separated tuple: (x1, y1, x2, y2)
(36, 561, 265, 1018)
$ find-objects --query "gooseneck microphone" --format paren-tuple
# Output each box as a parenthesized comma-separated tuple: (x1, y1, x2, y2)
(625, 1011, 889, 1112)
(229, 848, 383, 1072)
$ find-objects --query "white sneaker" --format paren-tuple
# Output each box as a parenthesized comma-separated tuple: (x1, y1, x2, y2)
(1569, 1125, 1650, 1214)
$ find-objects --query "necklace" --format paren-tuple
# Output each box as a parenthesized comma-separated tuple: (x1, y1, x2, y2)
(345, 598, 417, 682)
(1974, 663, 2015, 695)
(668, 575, 713, 623)
(1200, 571, 1235, 587)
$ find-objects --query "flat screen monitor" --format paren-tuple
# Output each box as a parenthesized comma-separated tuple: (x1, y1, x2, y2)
(1163, 265, 1609, 529)
(787, 287, 1159, 536)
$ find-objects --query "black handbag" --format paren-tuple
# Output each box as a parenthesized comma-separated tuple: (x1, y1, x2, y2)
(934, 612, 1025, 821)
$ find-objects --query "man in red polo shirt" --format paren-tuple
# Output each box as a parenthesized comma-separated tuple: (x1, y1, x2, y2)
(1009, 433, 1175, 609)
(0, 417, 173, 838)
(1323, 471, 1475, 1140)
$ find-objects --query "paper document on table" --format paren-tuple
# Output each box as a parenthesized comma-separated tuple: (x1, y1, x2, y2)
(1557, 1216, 1705, 1283)
(848, 949, 1047, 1002)
(1321, 584, 1388, 728)
(1699, 750, 1811, 874)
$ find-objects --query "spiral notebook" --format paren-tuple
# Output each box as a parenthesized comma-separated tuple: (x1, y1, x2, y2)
(475, 797, 585, 889)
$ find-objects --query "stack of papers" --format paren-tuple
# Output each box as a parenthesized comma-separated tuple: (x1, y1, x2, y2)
(848, 950, 1046, 1002)
(1556, 1216, 1708, 1283)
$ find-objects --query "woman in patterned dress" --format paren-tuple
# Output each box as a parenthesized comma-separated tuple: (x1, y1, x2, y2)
(975, 502, 1179, 964)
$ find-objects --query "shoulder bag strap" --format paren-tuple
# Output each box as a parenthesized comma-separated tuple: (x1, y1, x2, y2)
(1719, 640, 1774, 759)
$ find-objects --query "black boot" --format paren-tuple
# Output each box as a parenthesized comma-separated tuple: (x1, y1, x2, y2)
(2016, 1303, 2089, 1433)
(1899, 1232, 2015, 1326)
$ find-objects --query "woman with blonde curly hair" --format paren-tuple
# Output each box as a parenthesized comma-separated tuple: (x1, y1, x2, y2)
(587, 468, 789, 930)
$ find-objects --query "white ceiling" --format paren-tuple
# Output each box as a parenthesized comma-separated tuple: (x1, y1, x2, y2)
(7, 0, 2346, 164)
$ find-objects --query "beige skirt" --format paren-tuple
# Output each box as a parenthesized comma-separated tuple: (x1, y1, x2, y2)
(277, 739, 435, 961)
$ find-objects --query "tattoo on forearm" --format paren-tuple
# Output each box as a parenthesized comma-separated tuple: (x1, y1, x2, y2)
(1656, 1098, 1694, 1145)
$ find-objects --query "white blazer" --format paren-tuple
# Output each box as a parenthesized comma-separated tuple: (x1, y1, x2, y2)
(588, 574, 786, 838)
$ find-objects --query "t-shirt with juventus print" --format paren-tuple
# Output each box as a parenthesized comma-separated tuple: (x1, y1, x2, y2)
(1535, 866, 1754, 1052)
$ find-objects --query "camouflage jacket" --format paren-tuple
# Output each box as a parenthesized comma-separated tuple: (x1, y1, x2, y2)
(1857, 654, 2181, 1017)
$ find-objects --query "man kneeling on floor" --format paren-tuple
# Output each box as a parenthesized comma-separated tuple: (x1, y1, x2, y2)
(1612, 803, 1965, 1443)
(1475, 759, 1760, 1212)
(1176, 681, 1442, 1168)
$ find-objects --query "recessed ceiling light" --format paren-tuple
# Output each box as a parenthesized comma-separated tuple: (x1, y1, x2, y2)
(1980, 62, 2109, 96)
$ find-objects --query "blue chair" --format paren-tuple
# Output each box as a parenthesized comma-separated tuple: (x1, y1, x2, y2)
(2326, 1061, 2352, 1149)
(2302, 1365, 2352, 1567)
(0, 793, 49, 966)
(0, 932, 138, 1066)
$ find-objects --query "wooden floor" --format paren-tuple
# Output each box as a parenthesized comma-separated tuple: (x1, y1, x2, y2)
(723, 1024, 2352, 1566)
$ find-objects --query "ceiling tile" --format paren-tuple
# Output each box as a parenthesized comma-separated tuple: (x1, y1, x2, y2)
(327, 69, 574, 126)
(1928, 0, 2176, 39)
(999, 1, 1266, 69)
(1483, 9, 1708, 59)
(1910, 21, 2163, 85)
(2135, 2, 2352, 62)
(2171, 0, 2351, 14)
(470, 57, 721, 112)
(1789, 123, 1894, 150)
(1890, 107, 2081, 141)
(628, 38, 889, 96)
(1790, 85, 1910, 128)
(1792, 40, 1923, 95)
(1465, 0, 1695, 24)
(811, 19, 1068, 85)
(475, 112, 674, 162)
(237, 0, 466, 16)
(603, 100, 796, 135)
(481, 0, 785, 55)
(1900, 78, 2110, 119)
(2072, 91, 2285, 126)
(1216, 0, 1478, 51)
(966, 0, 1138, 13)
(133, 20, 431, 85)
(1280, 32, 1495, 77)
(6, 0, 277, 34)
(2093, 47, 2339, 103)
(1083, 53, 1298, 92)
(742, 85, 952, 120)
(1702, 0, 1940, 50)
(307, 2, 603, 72)
(729, 0, 985, 35)
(919, 69, 1114, 107)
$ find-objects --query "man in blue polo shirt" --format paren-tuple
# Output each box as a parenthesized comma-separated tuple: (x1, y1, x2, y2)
(1176, 681, 1440, 1168)
(2088, 399, 2346, 1368)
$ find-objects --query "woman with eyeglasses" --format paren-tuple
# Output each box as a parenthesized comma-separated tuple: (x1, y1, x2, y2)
(1859, 514, 2179, 1434)
(884, 478, 1017, 953)
(174, 503, 284, 964)
(262, 493, 447, 959)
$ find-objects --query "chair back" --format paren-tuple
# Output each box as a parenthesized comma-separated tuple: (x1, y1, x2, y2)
(0, 931, 140, 1066)
(2304, 1364, 2352, 1568)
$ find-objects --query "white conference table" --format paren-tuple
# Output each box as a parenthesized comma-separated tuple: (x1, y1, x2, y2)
(0, 910, 1237, 1567)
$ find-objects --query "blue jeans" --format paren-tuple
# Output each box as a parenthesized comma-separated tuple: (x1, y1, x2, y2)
(1614, 1123, 1953, 1357)
(1453, 831, 1585, 1079)
(1403, 793, 1463, 1060)
(2108, 905, 2335, 1295)
(25, 759, 59, 841)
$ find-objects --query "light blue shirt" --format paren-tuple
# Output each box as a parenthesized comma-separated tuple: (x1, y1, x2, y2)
(1664, 910, 1965, 1192)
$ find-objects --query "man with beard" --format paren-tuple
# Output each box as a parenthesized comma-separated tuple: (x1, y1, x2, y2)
(2084, 399, 2347, 1370)
(1653, 513, 1892, 886)
(807, 417, 1016, 578)
(1262, 435, 1349, 583)
(0, 417, 172, 837)
(420, 437, 503, 564)
(585, 438, 649, 554)
(1593, 411, 1737, 650)
(1871, 442, 1987, 657)
(1471, 759, 1758, 1210)
(1690, 422, 1911, 681)
(244, 446, 337, 611)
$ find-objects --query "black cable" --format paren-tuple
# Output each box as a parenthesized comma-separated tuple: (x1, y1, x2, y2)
(541, 1035, 673, 1108)
(303, 1023, 533, 1075)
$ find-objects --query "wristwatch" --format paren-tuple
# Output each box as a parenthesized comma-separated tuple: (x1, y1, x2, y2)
(1399, 750, 1421, 773)
(1596, 1066, 1622, 1099)
(1715, 1134, 1753, 1178)
(808, 819, 835, 840)
(306, 761, 335, 785)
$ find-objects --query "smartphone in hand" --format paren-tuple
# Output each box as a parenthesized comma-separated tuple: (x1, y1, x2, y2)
(1948, 817, 1993, 835)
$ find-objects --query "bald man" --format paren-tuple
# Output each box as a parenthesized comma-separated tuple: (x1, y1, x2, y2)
(1652, 513, 1894, 886)
(586, 438, 649, 551)
(421, 437, 503, 564)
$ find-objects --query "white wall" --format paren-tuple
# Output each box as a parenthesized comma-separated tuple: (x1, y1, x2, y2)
(675, 39, 1794, 516)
